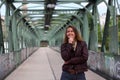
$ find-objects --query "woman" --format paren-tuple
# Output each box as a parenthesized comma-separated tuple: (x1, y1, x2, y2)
(60, 25, 88, 80)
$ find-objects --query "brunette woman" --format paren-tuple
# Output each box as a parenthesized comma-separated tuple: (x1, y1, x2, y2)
(60, 25, 88, 80)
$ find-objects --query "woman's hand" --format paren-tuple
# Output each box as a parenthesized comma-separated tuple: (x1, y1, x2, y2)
(68, 37, 74, 44)
(64, 61, 69, 64)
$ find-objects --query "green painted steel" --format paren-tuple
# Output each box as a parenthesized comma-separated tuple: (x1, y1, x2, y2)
(0, 0, 120, 55)
(82, 11, 89, 46)
(1, 0, 120, 80)
(0, 14, 5, 53)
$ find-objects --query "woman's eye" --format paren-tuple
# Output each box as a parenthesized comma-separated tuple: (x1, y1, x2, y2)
(67, 31, 70, 33)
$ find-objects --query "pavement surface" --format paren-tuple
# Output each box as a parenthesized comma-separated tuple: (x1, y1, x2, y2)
(5, 47, 106, 80)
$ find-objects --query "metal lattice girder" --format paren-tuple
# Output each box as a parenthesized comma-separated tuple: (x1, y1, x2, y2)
(0, 14, 5, 53)
(3, 0, 119, 54)
(14, 0, 89, 3)
(19, 9, 79, 14)
(5, 0, 105, 32)
(12, 0, 90, 30)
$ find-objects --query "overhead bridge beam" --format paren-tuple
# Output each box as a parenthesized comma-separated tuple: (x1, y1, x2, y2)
(57, 0, 89, 2)
(13, 0, 45, 3)
(19, 9, 79, 15)
(19, 9, 79, 11)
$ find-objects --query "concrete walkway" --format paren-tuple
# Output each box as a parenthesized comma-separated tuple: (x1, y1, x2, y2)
(5, 47, 106, 80)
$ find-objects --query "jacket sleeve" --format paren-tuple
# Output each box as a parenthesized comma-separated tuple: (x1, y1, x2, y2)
(67, 41, 88, 64)
(60, 43, 74, 61)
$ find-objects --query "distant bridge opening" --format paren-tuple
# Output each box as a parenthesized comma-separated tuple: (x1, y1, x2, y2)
(40, 40, 49, 47)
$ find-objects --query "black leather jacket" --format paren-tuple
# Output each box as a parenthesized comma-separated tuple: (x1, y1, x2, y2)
(61, 41, 88, 73)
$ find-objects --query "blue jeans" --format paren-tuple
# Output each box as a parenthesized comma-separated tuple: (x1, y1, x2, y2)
(60, 71, 86, 80)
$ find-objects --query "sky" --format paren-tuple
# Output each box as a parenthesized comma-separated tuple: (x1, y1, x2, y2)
(97, 2, 107, 15)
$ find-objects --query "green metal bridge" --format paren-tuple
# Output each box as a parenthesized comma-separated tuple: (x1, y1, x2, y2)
(0, 0, 120, 80)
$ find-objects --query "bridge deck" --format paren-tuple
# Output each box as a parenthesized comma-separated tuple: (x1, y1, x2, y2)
(5, 47, 106, 80)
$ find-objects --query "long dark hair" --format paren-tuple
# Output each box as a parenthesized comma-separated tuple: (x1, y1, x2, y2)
(64, 25, 83, 43)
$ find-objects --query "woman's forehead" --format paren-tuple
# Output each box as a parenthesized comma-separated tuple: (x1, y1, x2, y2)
(67, 27, 73, 30)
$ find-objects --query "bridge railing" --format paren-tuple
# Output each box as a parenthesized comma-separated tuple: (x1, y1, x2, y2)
(0, 47, 38, 80)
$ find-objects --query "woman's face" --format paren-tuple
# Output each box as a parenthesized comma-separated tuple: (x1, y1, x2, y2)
(66, 27, 75, 39)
